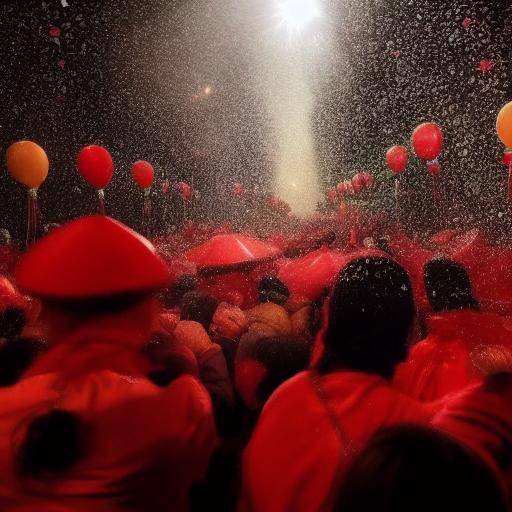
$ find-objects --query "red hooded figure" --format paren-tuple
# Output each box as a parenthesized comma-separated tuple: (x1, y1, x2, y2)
(394, 258, 512, 401)
(239, 256, 512, 512)
(0, 215, 217, 512)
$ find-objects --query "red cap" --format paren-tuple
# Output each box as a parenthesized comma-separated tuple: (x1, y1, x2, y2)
(16, 215, 170, 300)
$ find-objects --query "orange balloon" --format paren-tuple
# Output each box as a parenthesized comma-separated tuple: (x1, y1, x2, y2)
(496, 101, 512, 148)
(6, 141, 49, 189)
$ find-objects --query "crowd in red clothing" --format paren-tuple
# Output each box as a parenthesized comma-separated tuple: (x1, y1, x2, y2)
(0, 213, 510, 511)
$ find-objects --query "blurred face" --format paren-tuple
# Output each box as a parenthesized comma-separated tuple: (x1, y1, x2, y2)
(210, 302, 248, 340)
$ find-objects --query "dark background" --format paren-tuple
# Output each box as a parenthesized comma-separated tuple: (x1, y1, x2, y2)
(1, 0, 511, 241)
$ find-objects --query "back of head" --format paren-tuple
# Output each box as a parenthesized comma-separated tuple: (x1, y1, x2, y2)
(424, 258, 478, 312)
(180, 291, 219, 330)
(258, 276, 290, 305)
(335, 424, 506, 512)
(321, 257, 414, 378)
(161, 273, 198, 308)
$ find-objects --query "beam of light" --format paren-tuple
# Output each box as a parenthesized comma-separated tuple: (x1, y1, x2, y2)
(276, 0, 321, 33)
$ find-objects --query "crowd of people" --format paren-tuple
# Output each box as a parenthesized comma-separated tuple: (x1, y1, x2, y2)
(0, 212, 509, 511)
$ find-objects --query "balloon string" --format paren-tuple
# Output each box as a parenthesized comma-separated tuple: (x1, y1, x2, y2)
(508, 164, 512, 205)
(97, 189, 106, 215)
(143, 189, 152, 238)
(26, 189, 38, 248)
(395, 177, 400, 227)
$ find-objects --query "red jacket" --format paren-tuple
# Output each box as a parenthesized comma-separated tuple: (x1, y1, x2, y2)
(239, 370, 439, 512)
(240, 369, 512, 512)
(0, 323, 217, 512)
(394, 309, 512, 401)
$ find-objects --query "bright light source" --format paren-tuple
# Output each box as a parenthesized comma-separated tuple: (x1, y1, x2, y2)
(277, 0, 321, 32)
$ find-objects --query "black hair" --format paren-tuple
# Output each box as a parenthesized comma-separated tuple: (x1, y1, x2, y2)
(238, 335, 311, 404)
(0, 307, 26, 339)
(258, 276, 290, 305)
(335, 424, 506, 512)
(0, 337, 47, 387)
(424, 258, 479, 312)
(318, 257, 414, 378)
(160, 274, 198, 308)
(180, 291, 219, 330)
(17, 410, 86, 478)
(308, 288, 329, 338)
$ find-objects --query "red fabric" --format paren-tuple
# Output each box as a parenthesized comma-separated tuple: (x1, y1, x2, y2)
(433, 374, 512, 495)
(394, 309, 512, 401)
(184, 234, 281, 270)
(16, 216, 170, 300)
(0, 320, 217, 512)
(239, 370, 439, 512)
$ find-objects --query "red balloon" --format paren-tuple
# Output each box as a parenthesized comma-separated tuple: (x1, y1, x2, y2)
(352, 173, 365, 193)
(386, 146, 408, 174)
(77, 145, 114, 189)
(326, 187, 337, 203)
(345, 181, 355, 195)
(178, 182, 192, 201)
(233, 182, 246, 197)
(412, 123, 443, 161)
(131, 160, 154, 189)
(336, 182, 346, 196)
(360, 172, 374, 188)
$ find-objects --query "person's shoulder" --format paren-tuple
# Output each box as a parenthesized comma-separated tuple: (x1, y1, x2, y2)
(259, 370, 313, 414)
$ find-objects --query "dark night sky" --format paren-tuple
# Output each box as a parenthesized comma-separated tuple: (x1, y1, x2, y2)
(1, 0, 511, 241)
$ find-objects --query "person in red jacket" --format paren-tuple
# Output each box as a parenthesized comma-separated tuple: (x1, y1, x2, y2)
(239, 256, 512, 512)
(239, 257, 442, 512)
(394, 258, 512, 401)
(0, 215, 217, 512)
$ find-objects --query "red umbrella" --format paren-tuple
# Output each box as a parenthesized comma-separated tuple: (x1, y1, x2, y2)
(184, 233, 281, 272)
(278, 246, 348, 302)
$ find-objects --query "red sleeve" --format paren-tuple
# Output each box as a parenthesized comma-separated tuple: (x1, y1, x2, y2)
(432, 374, 512, 482)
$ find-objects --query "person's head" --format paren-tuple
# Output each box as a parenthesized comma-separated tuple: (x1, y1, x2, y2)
(335, 424, 506, 512)
(258, 276, 290, 305)
(320, 257, 414, 378)
(160, 273, 198, 309)
(424, 258, 479, 312)
(14, 215, 170, 478)
(235, 334, 311, 411)
(180, 291, 219, 331)
(210, 302, 248, 340)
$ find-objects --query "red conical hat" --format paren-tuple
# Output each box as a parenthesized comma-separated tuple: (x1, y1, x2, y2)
(16, 215, 170, 300)
(278, 247, 348, 301)
(184, 234, 281, 270)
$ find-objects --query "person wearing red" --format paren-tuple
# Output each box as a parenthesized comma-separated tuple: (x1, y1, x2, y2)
(239, 256, 512, 512)
(0, 215, 217, 512)
(394, 258, 512, 401)
(239, 257, 441, 512)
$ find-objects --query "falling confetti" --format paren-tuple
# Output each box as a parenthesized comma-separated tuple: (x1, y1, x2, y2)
(61, 0, 69, 7)
(478, 59, 495, 73)
(49, 27, 61, 38)
(462, 18, 473, 30)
